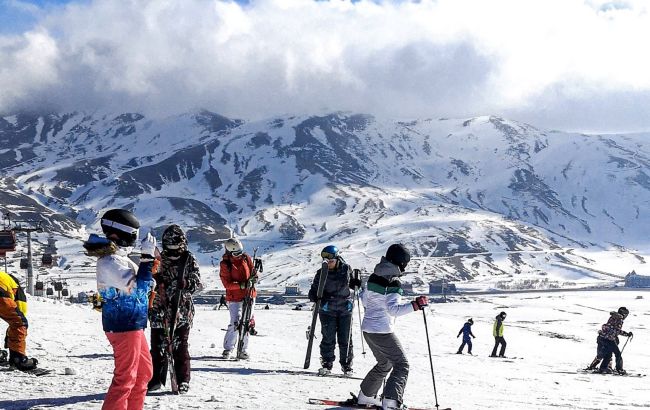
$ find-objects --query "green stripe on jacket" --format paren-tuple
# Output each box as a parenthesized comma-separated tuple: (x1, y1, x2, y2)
(367, 281, 403, 295)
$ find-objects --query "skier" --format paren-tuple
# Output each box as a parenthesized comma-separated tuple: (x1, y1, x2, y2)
(490, 311, 507, 357)
(597, 307, 632, 374)
(218, 294, 228, 310)
(308, 245, 359, 376)
(0, 270, 38, 370)
(85, 209, 156, 410)
(147, 225, 202, 394)
(219, 238, 258, 359)
(356, 243, 428, 410)
(456, 318, 475, 354)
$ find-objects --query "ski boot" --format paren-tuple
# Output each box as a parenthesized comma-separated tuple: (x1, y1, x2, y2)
(357, 390, 382, 407)
(237, 351, 250, 360)
(9, 351, 38, 371)
(147, 379, 162, 392)
(318, 360, 332, 376)
(382, 397, 408, 410)
(615, 368, 627, 375)
(179, 382, 190, 394)
(342, 365, 354, 377)
(222, 349, 232, 359)
(0, 349, 7, 364)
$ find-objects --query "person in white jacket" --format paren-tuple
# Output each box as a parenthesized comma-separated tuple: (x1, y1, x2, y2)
(356, 244, 428, 410)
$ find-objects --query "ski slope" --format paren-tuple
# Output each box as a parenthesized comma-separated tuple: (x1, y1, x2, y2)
(1, 290, 648, 410)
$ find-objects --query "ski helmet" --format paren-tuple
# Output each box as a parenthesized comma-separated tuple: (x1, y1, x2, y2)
(468, 318, 474, 325)
(321, 245, 339, 260)
(100, 209, 140, 247)
(162, 224, 187, 257)
(499, 311, 507, 319)
(224, 238, 244, 256)
(618, 306, 629, 317)
(385, 243, 410, 272)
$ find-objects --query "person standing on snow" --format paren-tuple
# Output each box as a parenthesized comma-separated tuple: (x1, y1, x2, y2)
(355, 244, 428, 410)
(219, 238, 258, 360)
(597, 307, 632, 374)
(308, 245, 360, 376)
(456, 318, 476, 354)
(490, 311, 508, 358)
(147, 225, 202, 394)
(85, 209, 156, 410)
(0, 270, 38, 371)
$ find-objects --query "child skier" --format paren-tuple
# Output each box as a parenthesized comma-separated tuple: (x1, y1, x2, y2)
(0, 270, 38, 370)
(597, 307, 632, 374)
(490, 311, 507, 357)
(219, 238, 259, 360)
(456, 318, 475, 354)
(356, 243, 428, 410)
(148, 224, 202, 394)
(85, 209, 156, 410)
(308, 245, 358, 376)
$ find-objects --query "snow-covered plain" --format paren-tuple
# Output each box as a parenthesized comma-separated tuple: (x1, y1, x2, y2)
(1, 290, 648, 410)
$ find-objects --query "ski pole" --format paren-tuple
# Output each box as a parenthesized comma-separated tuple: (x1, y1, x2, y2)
(422, 308, 443, 410)
(620, 334, 633, 354)
(356, 290, 366, 356)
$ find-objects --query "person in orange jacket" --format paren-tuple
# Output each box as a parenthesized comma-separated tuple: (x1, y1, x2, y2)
(0, 270, 38, 370)
(219, 238, 258, 359)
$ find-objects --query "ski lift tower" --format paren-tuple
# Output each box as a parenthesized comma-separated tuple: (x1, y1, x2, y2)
(12, 220, 44, 295)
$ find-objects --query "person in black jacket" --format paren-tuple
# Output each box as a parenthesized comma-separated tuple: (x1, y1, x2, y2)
(308, 245, 360, 376)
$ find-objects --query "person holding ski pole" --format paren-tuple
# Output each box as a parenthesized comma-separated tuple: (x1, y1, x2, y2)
(0, 270, 38, 371)
(490, 311, 507, 358)
(219, 238, 258, 360)
(356, 243, 428, 410)
(85, 209, 156, 410)
(456, 318, 475, 355)
(597, 307, 632, 374)
(307, 245, 358, 376)
(148, 225, 202, 394)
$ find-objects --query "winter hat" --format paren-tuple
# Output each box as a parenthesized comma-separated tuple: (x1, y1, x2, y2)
(162, 225, 187, 252)
(385, 243, 410, 272)
(618, 307, 629, 316)
(468, 318, 474, 325)
(100, 209, 140, 247)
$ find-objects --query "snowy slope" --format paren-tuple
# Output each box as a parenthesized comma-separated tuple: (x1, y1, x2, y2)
(1, 290, 648, 409)
(0, 112, 649, 292)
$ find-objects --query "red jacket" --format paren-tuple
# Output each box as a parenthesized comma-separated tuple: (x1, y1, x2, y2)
(219, 253, 257, 302)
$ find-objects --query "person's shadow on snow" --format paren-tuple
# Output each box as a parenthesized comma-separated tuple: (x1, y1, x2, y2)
(0, 393, 105, 409)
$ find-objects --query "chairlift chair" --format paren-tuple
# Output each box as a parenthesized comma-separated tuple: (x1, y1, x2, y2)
(35, 281, 44, 291)
(61, 288, 69, 297)
(54, 282, 63, 291)
(46, 288, 54, 296)
(20, 258, 29, 269)
(41, 253, 53, 267)
(0, 230, 16, 253)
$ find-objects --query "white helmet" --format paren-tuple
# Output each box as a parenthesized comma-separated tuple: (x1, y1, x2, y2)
(224, 238, 244, 255)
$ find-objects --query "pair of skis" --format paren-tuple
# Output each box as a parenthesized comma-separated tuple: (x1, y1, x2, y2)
(304, 260, 329, 369)
(308, 393, 444, 410)
(236, 248, 263, 360)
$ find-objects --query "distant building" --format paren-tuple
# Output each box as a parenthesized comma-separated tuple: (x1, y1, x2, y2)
(428, 279, 457, 295)
(625, 271, 650, 288)
(284, 284, 301, 296)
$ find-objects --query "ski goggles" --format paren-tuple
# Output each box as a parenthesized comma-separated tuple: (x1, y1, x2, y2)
(230, 250, 243, 257)
(321, 250, 338, 260)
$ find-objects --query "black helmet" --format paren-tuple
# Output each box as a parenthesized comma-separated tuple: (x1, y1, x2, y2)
(385, 243, 410, 272)
(468, 318, 474, 325)
(618, 307, 629, 316)
(499, 311, 507, 319)
(321, 245, 339, 260)
(100, 209, 140, 247)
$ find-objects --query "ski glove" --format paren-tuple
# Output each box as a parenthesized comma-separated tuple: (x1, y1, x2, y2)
(140, 233, 157, 261)
(623, 331, 633, 337)
(411, 295, 429, 311)
(238, 282, 247, 290)
(349, 277, 362, 290)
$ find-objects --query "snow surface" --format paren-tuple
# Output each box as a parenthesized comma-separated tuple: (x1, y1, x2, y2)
(1, 290, 648, 410)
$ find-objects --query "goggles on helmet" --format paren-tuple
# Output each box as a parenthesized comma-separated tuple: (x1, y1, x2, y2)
(321, 251, 338, 260)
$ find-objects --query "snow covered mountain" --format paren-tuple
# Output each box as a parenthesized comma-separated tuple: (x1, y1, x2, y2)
(0, 111, 648, 290)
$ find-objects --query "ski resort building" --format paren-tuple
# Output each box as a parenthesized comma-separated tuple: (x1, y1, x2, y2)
(624, 271, 650, 288)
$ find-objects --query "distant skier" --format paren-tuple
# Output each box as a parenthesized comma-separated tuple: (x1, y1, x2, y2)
(219, 238, 258, 359)
(490, 311, 507, 357)
(148, 225, 202, 394)
(85, 209, 156, 410)
(218, 294, 228, 310)
(356, 244, 428, 410)
(456, 318, 476, 354)
(596, 307, 632, 374)
(0, 270, 38, 371)
(308, 245, 359, 376)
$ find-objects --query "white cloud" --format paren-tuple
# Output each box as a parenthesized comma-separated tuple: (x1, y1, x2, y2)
(1, 0, 650, 132)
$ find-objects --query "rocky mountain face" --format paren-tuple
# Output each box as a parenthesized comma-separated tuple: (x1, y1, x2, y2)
(1, 111, 648, 289)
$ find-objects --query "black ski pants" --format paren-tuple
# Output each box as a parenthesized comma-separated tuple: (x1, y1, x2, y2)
(319, 311, 353, 368)
(599, 338, 623, 371)
(458, 337, 473, 354)
(150, 325, 191, 385)
(491, 336, 506, 357)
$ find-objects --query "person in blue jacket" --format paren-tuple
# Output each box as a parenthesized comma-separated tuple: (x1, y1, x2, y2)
(456, 318, 476, 354)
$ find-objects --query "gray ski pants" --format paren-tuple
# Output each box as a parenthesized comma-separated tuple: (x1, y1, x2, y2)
(360, 332, 410, 402)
